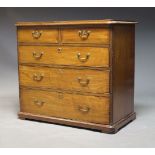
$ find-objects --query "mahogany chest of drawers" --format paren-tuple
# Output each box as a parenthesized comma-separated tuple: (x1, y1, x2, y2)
(16, 19, 136, 133)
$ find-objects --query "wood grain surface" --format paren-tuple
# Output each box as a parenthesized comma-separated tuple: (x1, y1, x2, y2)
(18, 46, 109, 67)
(19, 65, 110, 94)
(61, 28, 110, 44)
(16, 20, 136, 133)
(17, 27, 58, 43)
(16, 19, 137, 26)
(20, 88, 110, 124)
(112, 25, 135, 123)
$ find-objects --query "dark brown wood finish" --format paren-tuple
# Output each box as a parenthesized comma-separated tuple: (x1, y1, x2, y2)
(18, 111, 136, 133)
(112, 24, 135, 123)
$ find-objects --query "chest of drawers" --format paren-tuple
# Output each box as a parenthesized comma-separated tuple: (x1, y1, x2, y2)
(16, 19, 136, 133)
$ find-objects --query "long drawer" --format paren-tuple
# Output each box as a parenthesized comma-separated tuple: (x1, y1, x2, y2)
(20, 89, 110, 124)
(19, 65, 110, 94)
(18, 46, 109, 67)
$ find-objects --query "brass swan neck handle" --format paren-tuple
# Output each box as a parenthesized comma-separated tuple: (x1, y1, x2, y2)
(77, 53, 90, 63)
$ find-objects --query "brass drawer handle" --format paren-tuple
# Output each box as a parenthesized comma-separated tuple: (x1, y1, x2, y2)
(33, 99, 45, 107)
(78, 30, 91, 40)
(78, 106, 90, 113)
(32, 30, 42, 39)
(77, 53, 90, 62)
(33, 52, 44, 59)
(33, 73, 44, 81)
(78, 77, 90, 87)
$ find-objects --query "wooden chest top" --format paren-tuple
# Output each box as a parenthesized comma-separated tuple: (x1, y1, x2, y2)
(16, 19, 137, 26)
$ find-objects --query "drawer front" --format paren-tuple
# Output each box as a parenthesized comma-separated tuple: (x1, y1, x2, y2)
(18, 46, 109, 67)
(62, 28, 110, 44)
(19, 66, 110, 94)
(17, 27, 58, 43)
(20, 89, 110, 124)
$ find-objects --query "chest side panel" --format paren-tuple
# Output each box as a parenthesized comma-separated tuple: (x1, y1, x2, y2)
(112, 24, 135, 123)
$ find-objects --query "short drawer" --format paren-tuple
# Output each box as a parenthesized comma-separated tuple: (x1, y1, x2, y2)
(17, 27, 58, 43)
(19, 66, 110, 94)
(18, 46, 109, 67)
(61, 28, 110, 44)
(20, 89, 110, 124)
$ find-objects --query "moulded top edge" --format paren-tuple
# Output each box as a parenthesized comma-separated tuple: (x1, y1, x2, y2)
(15, 19, 138, 26)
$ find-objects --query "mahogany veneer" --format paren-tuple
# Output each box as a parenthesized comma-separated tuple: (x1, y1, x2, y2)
(16, 19, 137, 133)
